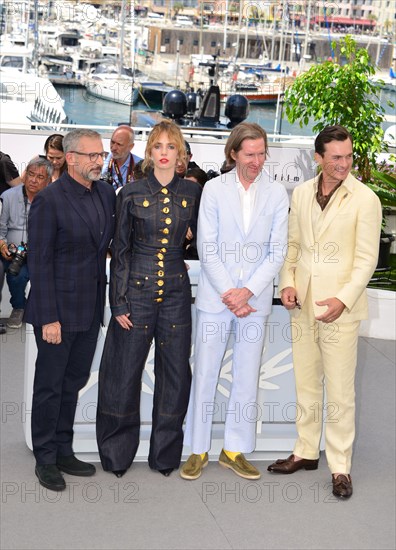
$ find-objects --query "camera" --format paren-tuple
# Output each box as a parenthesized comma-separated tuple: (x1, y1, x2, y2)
(206, 169, 220, 180)
(7, 242, 28, 276)
(101, 171, 113, 185)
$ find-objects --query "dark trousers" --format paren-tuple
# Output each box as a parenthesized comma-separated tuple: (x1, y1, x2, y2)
(31, 297, 101, 464)
(96, 272, 192, 472)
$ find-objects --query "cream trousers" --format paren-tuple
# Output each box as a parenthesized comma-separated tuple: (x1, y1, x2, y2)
(291, 287, 360, 474)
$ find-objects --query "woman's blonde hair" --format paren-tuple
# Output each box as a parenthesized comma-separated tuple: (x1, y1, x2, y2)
(142, 119, 187, 174)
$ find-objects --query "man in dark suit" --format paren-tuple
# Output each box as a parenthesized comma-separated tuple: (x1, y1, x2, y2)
(25, 129, 116, 491)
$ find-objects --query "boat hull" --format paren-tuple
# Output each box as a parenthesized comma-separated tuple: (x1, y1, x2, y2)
(0, 67, 67, 129)
(85, 78, 139, 106)
(140, 83, 174, 105)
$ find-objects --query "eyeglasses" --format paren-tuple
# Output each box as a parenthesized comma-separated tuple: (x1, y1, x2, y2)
(70, 151, 108, 162)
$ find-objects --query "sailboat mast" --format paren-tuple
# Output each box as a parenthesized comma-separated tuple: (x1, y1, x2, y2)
(129, 0, 136, 126)
(302, 0, 312, 60)
(273, 1, 289, 139)
(33, 0, 39, 73)
(235, 0, 243, 61)
(223, 0, 229, 53)
(25, 0, 31, 49)
(119, 0, 126, 77)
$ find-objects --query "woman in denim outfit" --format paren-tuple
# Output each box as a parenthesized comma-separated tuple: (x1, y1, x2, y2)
(96, 120, 201, 478)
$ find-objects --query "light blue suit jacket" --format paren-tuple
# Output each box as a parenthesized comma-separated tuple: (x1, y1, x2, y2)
(195, 168, 289, 315)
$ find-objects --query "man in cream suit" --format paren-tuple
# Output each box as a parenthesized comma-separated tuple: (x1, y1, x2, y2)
(181, 123, 289, 480)
(267, 125, 382, 498)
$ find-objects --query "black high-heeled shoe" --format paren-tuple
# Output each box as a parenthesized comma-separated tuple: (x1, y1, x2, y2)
(113, 470, 126, 478)
(159, 468, 174, 477)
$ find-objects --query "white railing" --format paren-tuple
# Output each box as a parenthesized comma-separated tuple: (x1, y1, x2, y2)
(0, 120, 314, 143)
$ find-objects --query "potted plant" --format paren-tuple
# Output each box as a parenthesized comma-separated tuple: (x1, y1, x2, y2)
(283, 35, 395, 276)
(368, 159, 396, 270)
(284, 35, 394, 182)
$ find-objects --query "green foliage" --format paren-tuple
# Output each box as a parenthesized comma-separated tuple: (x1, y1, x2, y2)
(173, 3, 184, 15)
(284, 35, 394, 183)
(367, 164, 396, 208)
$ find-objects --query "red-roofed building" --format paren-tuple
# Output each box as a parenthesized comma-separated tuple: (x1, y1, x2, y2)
(313, 15, 376, 30)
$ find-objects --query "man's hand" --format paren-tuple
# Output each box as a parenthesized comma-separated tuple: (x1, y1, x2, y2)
(281, 287, 298, 310)
(42, 322, 62, 345)
(115, 313, 133, 330)
(0, 242, 11, 259)
(233, 303, 257, 318)
(221, 287, 253, 313)
(315, 297, 345, 323)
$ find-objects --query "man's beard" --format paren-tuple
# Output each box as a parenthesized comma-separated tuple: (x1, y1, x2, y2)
(85, 167, 101, 181)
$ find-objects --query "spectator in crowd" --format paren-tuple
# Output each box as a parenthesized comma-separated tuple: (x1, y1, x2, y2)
(0, 151, 21, 333)
(0, 157, 52, 330)
(1, 264, 5, 335)
(183, 166, 208, 260)
(176, 140, 200, 178)
(0, 151, 21, 195)
(102, 125, 142, 190)
(44, 134, 66, 182)
(185, 166, 208, 187)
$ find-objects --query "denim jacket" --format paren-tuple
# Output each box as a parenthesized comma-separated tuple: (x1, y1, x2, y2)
(110, 171, 201, 316)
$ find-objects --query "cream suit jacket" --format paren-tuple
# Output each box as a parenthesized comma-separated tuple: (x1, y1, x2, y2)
(195, 167, 289, 315)
(279, 172, 382, 322)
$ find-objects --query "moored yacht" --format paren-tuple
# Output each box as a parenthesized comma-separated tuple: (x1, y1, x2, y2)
(0, 45, 67, 130)
(85, 70, 140, 106)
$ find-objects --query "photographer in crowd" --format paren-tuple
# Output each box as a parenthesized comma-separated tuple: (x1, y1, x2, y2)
(101, 125, 142, 190)
(0, 151, 22, 333)
(0, 151, 21, 194)
(0, 157, 52, 329)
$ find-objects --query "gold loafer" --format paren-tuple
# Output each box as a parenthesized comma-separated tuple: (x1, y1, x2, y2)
(180, 453, 209, 480)
(218, 449, 261, 480)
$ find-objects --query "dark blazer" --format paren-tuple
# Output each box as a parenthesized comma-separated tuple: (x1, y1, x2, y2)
(24, 172, 115, 331)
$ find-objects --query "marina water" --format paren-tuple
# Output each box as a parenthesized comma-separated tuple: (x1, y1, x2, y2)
(55, 84, 395, 137)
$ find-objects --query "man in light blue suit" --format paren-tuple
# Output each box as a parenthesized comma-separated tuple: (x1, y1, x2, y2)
(181, 123, 289, 480)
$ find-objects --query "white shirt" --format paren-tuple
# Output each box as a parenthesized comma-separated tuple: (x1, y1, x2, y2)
(235, 173, 258, 279)
(236, 173, 257, 234)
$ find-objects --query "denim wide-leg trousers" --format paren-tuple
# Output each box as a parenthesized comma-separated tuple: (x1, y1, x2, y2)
(96, 270, 192, 472)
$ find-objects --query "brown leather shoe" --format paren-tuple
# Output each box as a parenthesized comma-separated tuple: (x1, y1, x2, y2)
(267, 454, 319, 474)
(332, 474, 353, 498)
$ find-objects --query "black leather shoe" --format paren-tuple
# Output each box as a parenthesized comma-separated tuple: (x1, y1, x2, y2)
(267, 454, 319, 474)
(332, 474, 353, 498)
(113, 470, 126, 478)
(0, 323, 6, 334)
(159, 468, 174, 477)
(56, 455, 96, 477)
(35, 464, 66, 491)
